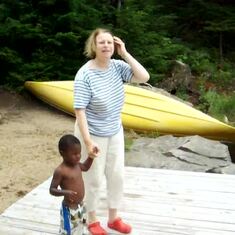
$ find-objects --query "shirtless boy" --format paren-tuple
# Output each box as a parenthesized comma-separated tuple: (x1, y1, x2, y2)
(49, 134, 94, 235)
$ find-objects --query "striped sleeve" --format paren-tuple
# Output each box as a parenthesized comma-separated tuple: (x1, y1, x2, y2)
(114, 59, 133, 83)
(73, 70, 91, 109)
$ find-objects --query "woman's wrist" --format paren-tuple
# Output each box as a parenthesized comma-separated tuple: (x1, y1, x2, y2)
(121, 51, 130, 61)
(84, 139, 92, 147)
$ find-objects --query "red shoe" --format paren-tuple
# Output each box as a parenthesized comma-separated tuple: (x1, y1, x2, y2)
(108, 217, 132, 234)
(88, 221, 107, 235)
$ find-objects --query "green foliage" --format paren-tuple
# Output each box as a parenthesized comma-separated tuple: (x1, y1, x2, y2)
(114, 1, 181, 84)
(124, 136, 133, 152)
(198, 90, 235, 122)
(175, 87, 189, 101)
(0, 0, 234, 118)
(0, 47, 22, 85)
(213, 70, 233, 84)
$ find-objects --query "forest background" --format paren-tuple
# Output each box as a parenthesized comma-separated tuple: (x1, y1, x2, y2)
(0, 0, 235, 123)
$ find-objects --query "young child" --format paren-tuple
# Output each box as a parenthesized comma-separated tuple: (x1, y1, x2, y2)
(50, 134, 94, 235)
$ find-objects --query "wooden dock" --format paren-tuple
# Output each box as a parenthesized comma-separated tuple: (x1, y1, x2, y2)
(0, 166, 235, 234)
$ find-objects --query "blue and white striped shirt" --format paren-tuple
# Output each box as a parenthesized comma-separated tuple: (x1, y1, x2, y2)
(74, 59, 133, 136)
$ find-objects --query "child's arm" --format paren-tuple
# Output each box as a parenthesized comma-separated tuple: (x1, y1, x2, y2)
(49, 168, 77, 200)
(49, 168, 64, 196)
(79, 157, 94, 172)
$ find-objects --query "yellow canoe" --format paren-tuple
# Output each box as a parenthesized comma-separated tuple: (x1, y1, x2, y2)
(24, 81, 235, 142)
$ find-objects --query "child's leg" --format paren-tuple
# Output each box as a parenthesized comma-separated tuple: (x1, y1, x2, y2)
(70, 205, 88, 235)
(59, 203, 72, 235)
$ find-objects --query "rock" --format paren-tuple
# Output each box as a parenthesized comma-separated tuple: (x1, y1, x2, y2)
(179, 135, 231, 160)
(156, 60, 194, 93)
(166, 149, 229, 168)
(125, 135, 234, 175)
(220, 164, 235, 174)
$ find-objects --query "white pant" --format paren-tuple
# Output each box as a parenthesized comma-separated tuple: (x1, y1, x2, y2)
(74, 124, 125, 212)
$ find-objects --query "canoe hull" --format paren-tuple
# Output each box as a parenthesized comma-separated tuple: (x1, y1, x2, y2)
(24, 81, 235, 142)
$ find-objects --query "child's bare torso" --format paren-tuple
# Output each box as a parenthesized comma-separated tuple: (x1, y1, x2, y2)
(60, 163, 85, 208)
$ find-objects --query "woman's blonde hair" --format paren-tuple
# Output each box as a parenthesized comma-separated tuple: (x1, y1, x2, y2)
(84, 28, 113, 59)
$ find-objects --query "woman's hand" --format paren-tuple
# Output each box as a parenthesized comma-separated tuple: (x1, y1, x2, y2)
(113, 36, 150, 83)
(86, 141, 100, 158)
(113, 36, 128, 58)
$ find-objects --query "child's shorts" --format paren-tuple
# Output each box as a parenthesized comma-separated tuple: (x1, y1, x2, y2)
(59, 202, 87, 235)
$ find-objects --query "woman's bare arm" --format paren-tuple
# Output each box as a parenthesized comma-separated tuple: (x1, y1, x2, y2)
(113, 36, 150, 83)
(75, 108, 100, 157)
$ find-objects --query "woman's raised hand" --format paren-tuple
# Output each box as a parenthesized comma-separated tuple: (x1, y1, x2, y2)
(113, 36, 127, 58)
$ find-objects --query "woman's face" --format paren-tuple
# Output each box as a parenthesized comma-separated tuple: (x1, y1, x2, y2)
(95, 32, 114, 59)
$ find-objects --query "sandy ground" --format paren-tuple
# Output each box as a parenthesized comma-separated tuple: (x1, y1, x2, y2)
(0, 88, 75, 213)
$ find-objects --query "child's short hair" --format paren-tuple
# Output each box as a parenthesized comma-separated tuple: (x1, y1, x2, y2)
(58, 134, 81, 152)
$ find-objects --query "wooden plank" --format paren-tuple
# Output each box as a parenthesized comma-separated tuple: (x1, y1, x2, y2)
(9, 188, 235, 225)
(8, 183, 235, 225)
(0, 167, 235, 235)
(0, 217, 57, 234)
(14, 188, 235, 213)
(14, 173, 235, 210)
(124, 167, 235, 179)
(1, 213, 234, 235)
(4, 196, 235, 227)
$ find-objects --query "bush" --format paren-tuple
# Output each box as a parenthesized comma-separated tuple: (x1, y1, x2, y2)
(199, 90, 235, 123)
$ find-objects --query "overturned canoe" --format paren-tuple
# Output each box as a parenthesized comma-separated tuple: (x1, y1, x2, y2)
(24, 81, 235, 142)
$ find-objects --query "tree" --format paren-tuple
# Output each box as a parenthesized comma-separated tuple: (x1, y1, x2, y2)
(204, 4, 235, 67)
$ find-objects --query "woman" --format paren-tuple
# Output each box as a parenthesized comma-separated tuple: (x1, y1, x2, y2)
(74, 28, 149, 235)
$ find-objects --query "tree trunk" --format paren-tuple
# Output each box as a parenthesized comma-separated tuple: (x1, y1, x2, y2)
(219, 32, 224, 67)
